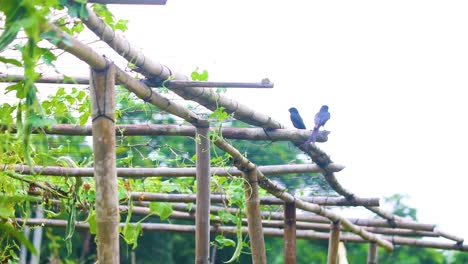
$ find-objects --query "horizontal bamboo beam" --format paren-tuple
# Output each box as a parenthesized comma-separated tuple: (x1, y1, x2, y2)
(0, 124, 329, 143)
(0, 74, 90, 85)
(11, 164, 344, 177)
(32, 196, 433, 235)
(16, 218, 468, 252)
(161, 79, 274, 89)
(0, 74, 273, 89)
(164, 202, 434, 232)
(130, 192, 379, 207)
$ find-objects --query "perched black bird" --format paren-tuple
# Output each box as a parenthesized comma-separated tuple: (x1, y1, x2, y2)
(289, 107, 306, 129)
(307, 105, 330, 149)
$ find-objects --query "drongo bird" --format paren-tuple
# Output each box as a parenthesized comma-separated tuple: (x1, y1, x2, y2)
(289, 107, 306, 129)
(307, 105, 330, 149)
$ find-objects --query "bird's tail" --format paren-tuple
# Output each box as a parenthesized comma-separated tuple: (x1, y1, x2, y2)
(305, 128, 319, 151)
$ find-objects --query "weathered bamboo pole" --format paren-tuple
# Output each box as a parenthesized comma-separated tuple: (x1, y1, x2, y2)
(0, 123, 329, 142)
(212, 138, 394, 251)
(158, 80, 274, 89)
(129, 192, 378, 206)
(16, 219, 468, 252)
(283, 202, 296, 264)
(36, 197, 435, 238)
(327, 221, 340, 264)
(13, 163, 344, 178)
(195, 121, 211, 264)
(243, 169, 267, 264)
(30, 193, 429, 232)
(0, 74, 90, 85)
(367, 242, 378, 264)
(90, 64, 119, 263)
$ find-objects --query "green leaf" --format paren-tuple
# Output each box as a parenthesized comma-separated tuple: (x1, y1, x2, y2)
(40, 30, 60, 45)
(39, 48, 57, 66)
(0, 56, 22, 67)
(115, 19, 129, 31)
(215, 235, 236, 248)
(191, 68, 209, 81)
(86, 208, 97, 235)
(209, 106, 229, 122)
(122, 222, 142, 250)
(149, 202, 173, 220)
(0, 222, 37, 256)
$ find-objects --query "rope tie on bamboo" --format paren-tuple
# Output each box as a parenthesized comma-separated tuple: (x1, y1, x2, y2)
(143, 87, 153, 102)
(387, 217, 398, 228)
(91, 60, 115, 123)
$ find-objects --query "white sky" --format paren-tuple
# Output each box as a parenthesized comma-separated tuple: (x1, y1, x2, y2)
(106, 1, 468, 240)
(2, 0, 467, 244)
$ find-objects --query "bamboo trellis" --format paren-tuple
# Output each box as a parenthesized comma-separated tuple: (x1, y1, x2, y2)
(0, 4, 467, 264)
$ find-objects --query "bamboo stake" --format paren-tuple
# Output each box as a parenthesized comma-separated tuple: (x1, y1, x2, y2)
(283, 202, 296, 264)
(243, 169, 267, 264)
(90, 64, 119, 263)
(327, 221, 340, 264)
(12, 163, 344, 178)
(195, 121, 211, 264)
(0, 123, 329, 142)
(338, 242, 348, 264)
(16, 219, 468, 252)
(367, 242, 378, 264)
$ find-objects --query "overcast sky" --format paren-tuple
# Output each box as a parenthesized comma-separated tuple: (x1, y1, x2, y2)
(105, 0, 468, 240)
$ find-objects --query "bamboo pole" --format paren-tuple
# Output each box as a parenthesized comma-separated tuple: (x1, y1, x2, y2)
(12, 163, 344, 178)
(129, 192, 378, 206)
(16, 219, 468, 252)
(367, 242, 378, 264)
(327, 221, 340, 264)
(0, 123, 329, 143)
(34, 196, 435, 238)
(0, 74, 90, 85)
(243, 169, 267, 264)
(162, 80, 273, 89)
(283, 202, 296, 264)
(29, 192, 429, 232)
(195, 121, 211, 264)
(90, 64, 119, 263)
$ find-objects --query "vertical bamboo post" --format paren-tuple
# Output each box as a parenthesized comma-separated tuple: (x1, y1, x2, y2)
(284, 202, 296, 264)
(90, 64, 119, 263)
(243, 169, 267, 264)
(195, 120, 210, 264)
(327, 221, 341, 264)
(367, 242, 378, 264)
